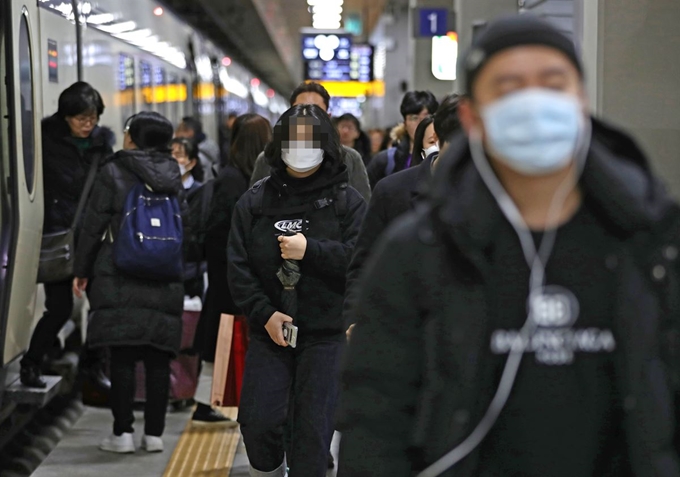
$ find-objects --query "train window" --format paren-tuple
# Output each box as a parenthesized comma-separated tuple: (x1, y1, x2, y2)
(19, 13, 35, 195)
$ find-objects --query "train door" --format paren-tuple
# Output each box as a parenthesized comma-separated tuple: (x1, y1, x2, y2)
(0, 0, 44, 367)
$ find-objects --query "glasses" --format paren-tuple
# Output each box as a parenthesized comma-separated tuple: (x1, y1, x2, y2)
(405, 113, 428, 123)
(72, 115, 98, 126)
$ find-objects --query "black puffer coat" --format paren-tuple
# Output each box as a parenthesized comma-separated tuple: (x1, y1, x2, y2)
(42, 114, 114, 234)
(73, 149, 187, 356)
(228, 163, 367, 338)
(338, 120, 680, 476)
(193, 164, 249, 361)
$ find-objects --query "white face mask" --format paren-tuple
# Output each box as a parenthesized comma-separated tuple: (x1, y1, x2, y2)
(423, 144, 439, 159)
(282, 141, 324, 173)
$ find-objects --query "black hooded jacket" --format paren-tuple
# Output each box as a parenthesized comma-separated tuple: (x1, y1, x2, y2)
(41, 114, 114, 234)
(228, 162, 367, 338)
(344, 154, 435, 327)
(73, 149, 188, 355)
(338, 119, 680, 476)
(366, 134, 411, 189)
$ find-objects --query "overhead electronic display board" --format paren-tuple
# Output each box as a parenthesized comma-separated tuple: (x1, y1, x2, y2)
(350, 44, 373, 82)
(302, 32, 353, 81)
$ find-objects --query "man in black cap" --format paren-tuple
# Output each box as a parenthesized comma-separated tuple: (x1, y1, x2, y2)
(337, 14, 680, 477)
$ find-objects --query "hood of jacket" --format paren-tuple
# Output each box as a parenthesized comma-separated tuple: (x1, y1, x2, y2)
(113, 149, 183, 194)
(426, 117, 679, 259)
(42, 113, 115, 150)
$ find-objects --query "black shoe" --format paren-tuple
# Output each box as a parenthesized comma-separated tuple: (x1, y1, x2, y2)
(20, 365, 47, 388)
(191, 403, 238, 428)
(328, 453, 335, 469)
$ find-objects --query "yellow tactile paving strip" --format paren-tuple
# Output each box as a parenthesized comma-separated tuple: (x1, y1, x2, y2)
(163, 407, 240, 477)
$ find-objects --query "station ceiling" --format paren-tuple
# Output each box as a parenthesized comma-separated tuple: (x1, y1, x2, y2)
(161, 0, 386, 96)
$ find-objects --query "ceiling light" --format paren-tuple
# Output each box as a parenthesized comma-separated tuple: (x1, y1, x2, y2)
(222, 56, 232, 66)
(313, 5, 342, 15)
(153, 6, 163, 16)
(96, 21, 136, 34)
(308, 0, 343, 5)
(86, 13, 115, 25)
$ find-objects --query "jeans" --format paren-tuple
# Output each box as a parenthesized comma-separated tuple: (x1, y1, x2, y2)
(109, 346, 171, 437)
(22, 280, 74, 368)
(238, 335, 344, 477)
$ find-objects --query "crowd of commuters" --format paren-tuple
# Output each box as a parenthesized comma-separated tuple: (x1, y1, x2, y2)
(21, 12, 680, 477)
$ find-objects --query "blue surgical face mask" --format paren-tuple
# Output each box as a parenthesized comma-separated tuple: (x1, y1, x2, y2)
(480, 88, 584, 176)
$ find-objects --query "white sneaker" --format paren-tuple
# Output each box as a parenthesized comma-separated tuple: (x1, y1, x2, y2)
(99, 433, 135, 453)
(141, 434, 164, 453)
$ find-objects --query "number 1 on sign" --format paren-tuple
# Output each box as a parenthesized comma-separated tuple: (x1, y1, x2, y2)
(428, 12, 438, 33)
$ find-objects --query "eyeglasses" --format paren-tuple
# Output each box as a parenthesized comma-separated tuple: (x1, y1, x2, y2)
(72, 115, 98, 126)
(405, 113, 428, 123)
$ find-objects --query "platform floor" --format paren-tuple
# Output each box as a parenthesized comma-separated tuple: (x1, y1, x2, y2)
(32, 405, 340, 476)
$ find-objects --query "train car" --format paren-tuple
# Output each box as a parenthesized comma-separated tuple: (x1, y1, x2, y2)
(0, 0, 288, 424)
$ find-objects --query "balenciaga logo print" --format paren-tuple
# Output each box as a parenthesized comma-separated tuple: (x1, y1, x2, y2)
(490, 286, 616, 365)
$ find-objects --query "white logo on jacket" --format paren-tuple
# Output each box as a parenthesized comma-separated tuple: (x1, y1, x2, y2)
(490, 286, 616, 365)
(274, 219, 303, 233)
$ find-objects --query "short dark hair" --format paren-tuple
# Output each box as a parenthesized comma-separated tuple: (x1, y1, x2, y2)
(127, 112, 174, 151)
(229, 114, 272, 178)
(335, 113, 361, 131)
(289, 82, 331, 110)
(433, 94, 461, 146)
(57, 82, 105, 118)
(170, 137, 204, 182)
(179, 117, 206, 143)
(265, 104, 342, 172)
(411, 115, 434, 167)
(400, 91, 439, 119)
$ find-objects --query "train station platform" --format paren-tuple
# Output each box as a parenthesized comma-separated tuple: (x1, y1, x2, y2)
(31, 405, 340, 476)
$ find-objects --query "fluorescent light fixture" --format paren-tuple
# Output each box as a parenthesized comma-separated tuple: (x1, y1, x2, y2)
(96, 21, 136, 34)
(313, 13, 342, 23)
(308, 0, 343, 5)
(86, 13, 115, 25)
(219, 69, 249, 98)
(313, 5, 342, 15)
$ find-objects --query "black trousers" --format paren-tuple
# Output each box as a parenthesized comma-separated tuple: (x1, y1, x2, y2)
(238, 335, 344, 477)
(22, 279, 74, 368)
(109, 345, 171, 437)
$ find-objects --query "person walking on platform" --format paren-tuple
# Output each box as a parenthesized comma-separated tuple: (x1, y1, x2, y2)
(192, 113, 272, 426)
(73, 112, 187, 454)
(250, 82, 372, 202)
(366, 90, 439, 189)
(175, 117, 219, 181)
(343, 95, 460, 339)
(171, 137, 207, 299)
(338, 15, 680, 477)
(228, 104, 366, 476)
(21, 82, 114, 388)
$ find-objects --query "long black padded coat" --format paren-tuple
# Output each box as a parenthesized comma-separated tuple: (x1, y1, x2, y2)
(73, 149, 188, 356)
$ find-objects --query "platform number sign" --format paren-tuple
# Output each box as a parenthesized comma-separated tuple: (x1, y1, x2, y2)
(418, 8, 448, 37)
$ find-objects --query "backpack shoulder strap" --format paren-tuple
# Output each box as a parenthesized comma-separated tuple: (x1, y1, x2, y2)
(384, 147, 397, 176)
(250, 176, 270, 216)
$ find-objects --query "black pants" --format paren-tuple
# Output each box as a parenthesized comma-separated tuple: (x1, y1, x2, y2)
(109, 346, 171, 437)
(238, 335, 344, 477)
(22, 280, 74, 368)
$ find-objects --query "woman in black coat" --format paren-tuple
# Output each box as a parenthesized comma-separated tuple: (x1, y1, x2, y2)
(21, 82, 114, 388)
(191, 113, 272, 424)
(170, 137, 206, 299)
(73, 112, 186, 455)
(227, 105, 367, 476)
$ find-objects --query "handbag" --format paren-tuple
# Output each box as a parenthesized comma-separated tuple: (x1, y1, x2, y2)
(37, 154, 100, 284)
